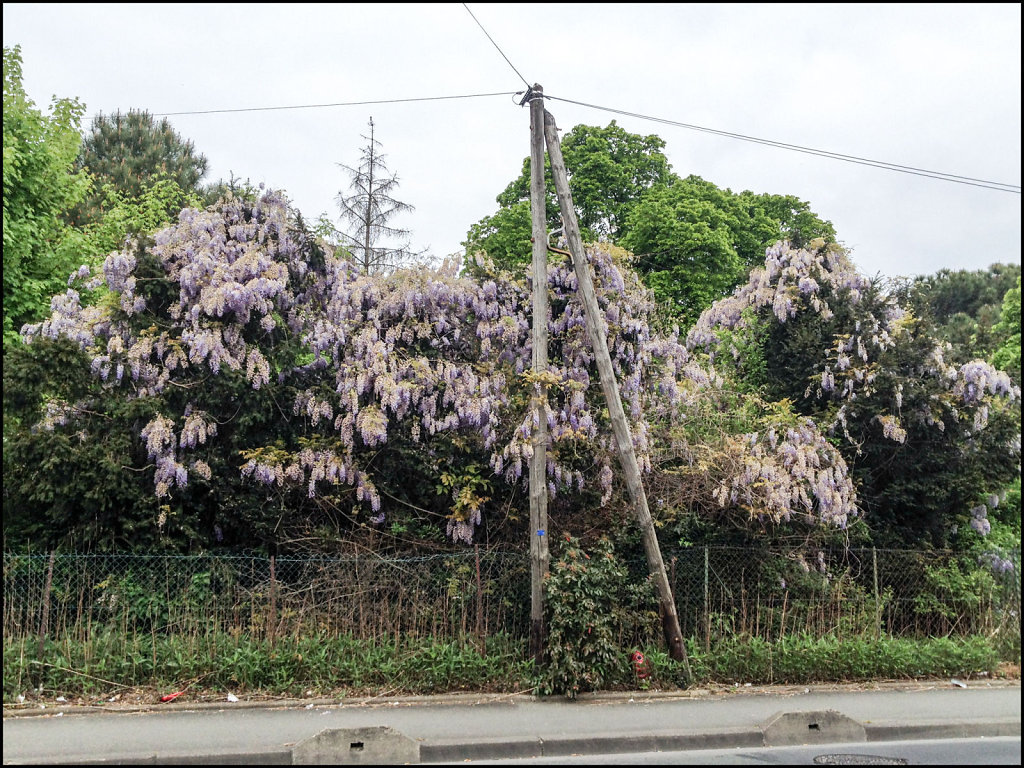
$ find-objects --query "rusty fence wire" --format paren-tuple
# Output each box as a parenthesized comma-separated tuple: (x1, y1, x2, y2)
(4, 546, 1020, 649)
(658, 546, 1021, 648)
(3, 549, 530, 648)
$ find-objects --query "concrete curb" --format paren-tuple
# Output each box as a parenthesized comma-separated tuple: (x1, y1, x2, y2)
(35, 718, 1021, 765)
(864, 717, 1021, 742)
(417, 719, 1021, 763)
(420, 726, 765, 762)
(4, 678, 1019, 719)
(67, 750, 294, 765)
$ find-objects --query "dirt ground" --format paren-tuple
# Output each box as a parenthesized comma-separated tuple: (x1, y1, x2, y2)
(5, 664, 1020, 716)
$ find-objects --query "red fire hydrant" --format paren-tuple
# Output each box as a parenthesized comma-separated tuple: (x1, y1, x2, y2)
(631, 650, 650, 681)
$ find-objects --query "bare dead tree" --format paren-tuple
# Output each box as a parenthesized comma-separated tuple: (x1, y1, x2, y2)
(335, 117, 425, 274)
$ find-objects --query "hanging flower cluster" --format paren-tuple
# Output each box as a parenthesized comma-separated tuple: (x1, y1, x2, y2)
(685, 240, 1020, 537)
(21, 196, 872, 543)
(23, 189, 319, 498)
(687, 241, 1019, 441)
(726, 420, 857, 527)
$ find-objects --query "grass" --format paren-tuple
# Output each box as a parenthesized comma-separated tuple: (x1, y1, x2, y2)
(3, 629, 1014, 704)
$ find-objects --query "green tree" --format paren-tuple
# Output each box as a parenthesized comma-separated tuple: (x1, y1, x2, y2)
(73, 177, 202, 261)
(550, 120, 673, 240)
(464, 121, 674, 269)
(991, 275, 1021, 383)
(70, 109, 208, 227)
(463, 122, 834, 329)
(333, 117, 423, 274)
(901, 264, 1021, 364)
(688, 241, 1021, 549)
(462, 199, 532, 274)
(908, 264, 1020, 323)
(614, 177, 761, 327)
(740, 191, 838, 249)
(3, 45, 90, 353)
(621, 178, 836, 328)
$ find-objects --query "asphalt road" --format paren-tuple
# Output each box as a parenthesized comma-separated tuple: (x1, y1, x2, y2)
(3, 682, 1020, 764)
(467, 736, 1023, 764)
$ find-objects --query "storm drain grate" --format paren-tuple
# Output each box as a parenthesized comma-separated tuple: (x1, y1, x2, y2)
(814, 755, 908, 765)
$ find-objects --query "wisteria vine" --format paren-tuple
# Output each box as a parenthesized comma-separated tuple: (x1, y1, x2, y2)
(24, 194, 868, 543)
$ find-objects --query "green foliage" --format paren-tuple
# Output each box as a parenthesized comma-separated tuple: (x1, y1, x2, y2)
(69, 109, 208, 227)
(538, 536, 655, 698)
(2, 336, 164, 550)
(991, 276, 1021, 382)
(907, 263, 1020, 326)
(740, 191, 838, 250)
(76, 177, 203, 261)
(692, 243, 1021, 548)
(465, 121, 674, 271)
(902, 264, 1020, 367)
(946, 479, 1021, 652)
(620, 181, 748, 326)
(913, 559, 999, 628)
(462, 199, 532, 273)
(4, 631, 533, 701)
(619, 176, 833, 329)
(556, 120, 673, 241)
(6, 630, 1005, 702)
(642, 634, 1002, 686)
(464, 121, 834, 330)
(492, 120, 674, 243)
(436, 461, 492, 524)
(3, 45, 90, 352)
(993, 477, 1021, 541)
(200, 174, 266, 208)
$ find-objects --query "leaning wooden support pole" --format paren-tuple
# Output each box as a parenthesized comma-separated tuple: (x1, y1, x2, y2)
(543, 109, 692, 675)
(528, 84, 550, 664)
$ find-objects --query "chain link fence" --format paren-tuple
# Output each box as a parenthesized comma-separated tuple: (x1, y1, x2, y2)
(3, 549, 529, 648)
(4, 546, 1020, 650)
(659, 546, 1021, 647)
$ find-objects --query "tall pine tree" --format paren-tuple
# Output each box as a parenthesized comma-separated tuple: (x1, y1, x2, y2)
(334, 118, 423, 274)
(71, 109, 208, 226)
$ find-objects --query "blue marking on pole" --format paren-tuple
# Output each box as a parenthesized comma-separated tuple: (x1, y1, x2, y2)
(537, 529, 545, 536)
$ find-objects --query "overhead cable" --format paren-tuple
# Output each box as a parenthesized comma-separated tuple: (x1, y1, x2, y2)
(90, 91, 519, 120)
(462, 3, 532, 89)
(545, 94, 1021, 194)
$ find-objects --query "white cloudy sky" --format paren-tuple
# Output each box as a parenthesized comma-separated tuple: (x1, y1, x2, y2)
(4, 3, 1020, 280)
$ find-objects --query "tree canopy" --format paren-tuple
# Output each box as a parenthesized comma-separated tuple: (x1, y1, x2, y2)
(333, 118, 422, 274)
(6, 191, 862, 553)
(69, 109, 208, 227)
(991, 275, 1021, 383)
(3, 45, 90, 352)
(463, 120, 834, 328)
(900, 263, 1021, 366)
(687, 240, 1021, 548)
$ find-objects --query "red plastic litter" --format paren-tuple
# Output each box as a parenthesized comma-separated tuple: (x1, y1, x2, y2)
(159, 691, 185, 703)
(631, 650, 650, 680)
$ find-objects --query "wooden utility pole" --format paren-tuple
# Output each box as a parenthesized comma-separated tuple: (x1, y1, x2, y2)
(543, 109, 692, 674)
(527, 84, 550, 664)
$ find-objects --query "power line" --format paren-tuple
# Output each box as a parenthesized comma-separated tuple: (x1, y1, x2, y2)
(546, 94, 1021, 194)
(88, 91, 519, 121)
(81, 84, 1018, 197)
(461, 3, 531, 89)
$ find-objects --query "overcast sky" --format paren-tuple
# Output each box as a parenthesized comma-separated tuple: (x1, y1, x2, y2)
(4, 3, 1021, 281)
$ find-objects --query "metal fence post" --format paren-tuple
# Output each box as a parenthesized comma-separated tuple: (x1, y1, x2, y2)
(36, 551, 56, 661)
(269, 554, 277, 648)
(704, 546, 710, 651)
(872, 547, 880, 640)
